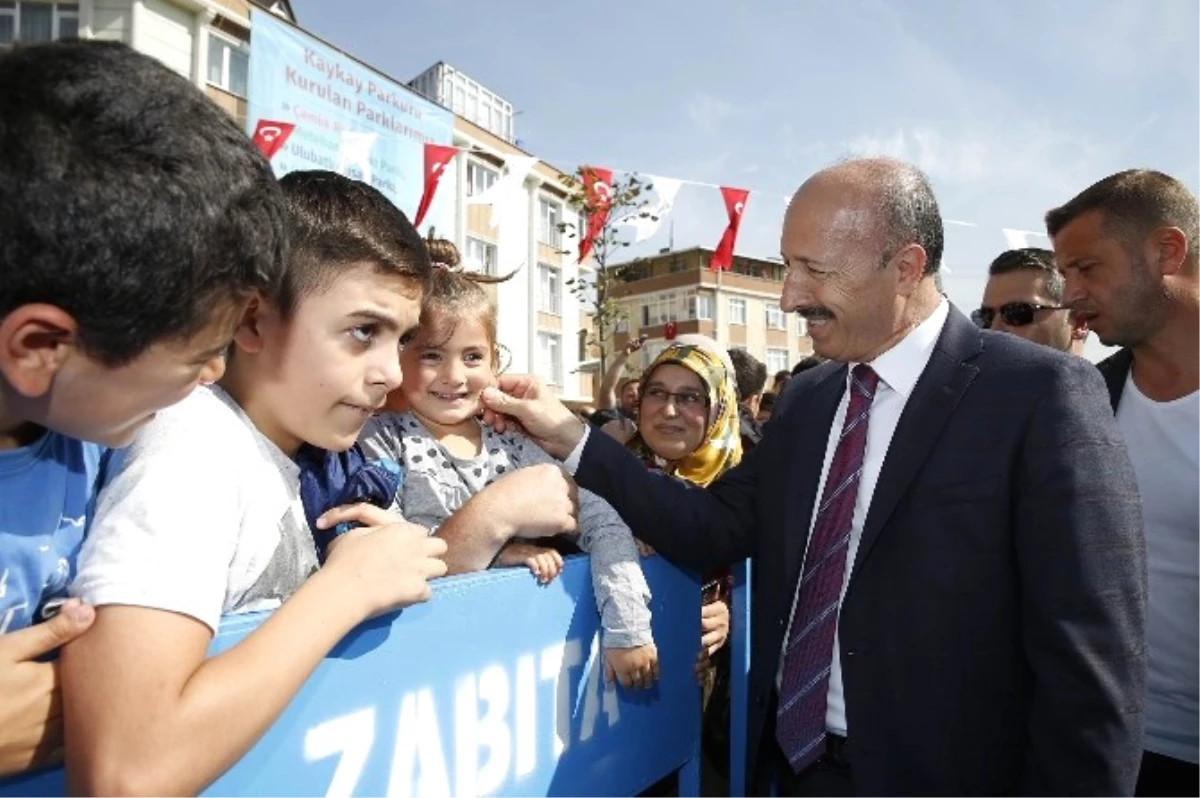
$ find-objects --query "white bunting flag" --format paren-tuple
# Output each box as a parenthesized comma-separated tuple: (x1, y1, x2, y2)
(616, 177, 683, 243)
(467, 155, 539, 228)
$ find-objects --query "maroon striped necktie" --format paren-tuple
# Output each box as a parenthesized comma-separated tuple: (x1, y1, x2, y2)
(775, 364, 879, 773)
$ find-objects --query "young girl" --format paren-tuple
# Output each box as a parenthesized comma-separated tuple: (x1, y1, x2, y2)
(359, 238, 658, 689)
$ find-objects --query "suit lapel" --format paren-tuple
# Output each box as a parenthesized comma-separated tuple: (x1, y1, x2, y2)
(782, 364, 847, 585)
(850, 309, 982, 582)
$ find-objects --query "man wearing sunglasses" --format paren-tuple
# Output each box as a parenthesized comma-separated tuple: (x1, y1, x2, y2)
(973, 248, 1088, 354)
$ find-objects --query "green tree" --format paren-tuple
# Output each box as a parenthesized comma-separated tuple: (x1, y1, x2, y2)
(559, 168, 657, 375)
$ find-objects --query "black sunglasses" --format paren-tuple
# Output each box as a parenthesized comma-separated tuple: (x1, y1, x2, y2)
(972, 302, 1069, 329)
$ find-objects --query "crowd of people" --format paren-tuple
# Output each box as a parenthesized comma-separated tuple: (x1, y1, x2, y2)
(1, 39, 1196, 797)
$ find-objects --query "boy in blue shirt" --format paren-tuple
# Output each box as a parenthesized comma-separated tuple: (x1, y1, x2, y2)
(0, 40, 288, 776)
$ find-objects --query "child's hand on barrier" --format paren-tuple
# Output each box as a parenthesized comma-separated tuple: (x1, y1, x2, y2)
(496, 542, 564, 585)
(322, 522, 448, 619)
(694, 599, 731, 682)
(604, 643, 659, 690)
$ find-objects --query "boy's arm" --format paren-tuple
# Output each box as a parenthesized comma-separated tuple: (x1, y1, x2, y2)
(62, 400, 446, 795)
(62, 524, 443, 797)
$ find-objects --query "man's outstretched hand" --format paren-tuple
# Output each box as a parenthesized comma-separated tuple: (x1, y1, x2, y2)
(481, 374, 588, 460)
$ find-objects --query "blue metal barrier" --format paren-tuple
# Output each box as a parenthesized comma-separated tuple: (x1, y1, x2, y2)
(729, 558, 752, 796)
(2, 556, 705, 797)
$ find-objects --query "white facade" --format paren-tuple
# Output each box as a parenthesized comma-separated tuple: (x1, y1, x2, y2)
(10, 0, 255, 96)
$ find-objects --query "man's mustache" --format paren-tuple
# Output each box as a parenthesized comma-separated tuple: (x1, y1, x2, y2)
(795, 306, 834, 321)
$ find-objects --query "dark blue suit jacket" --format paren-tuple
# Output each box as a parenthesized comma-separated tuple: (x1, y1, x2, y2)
(576, 307, 1146, 795)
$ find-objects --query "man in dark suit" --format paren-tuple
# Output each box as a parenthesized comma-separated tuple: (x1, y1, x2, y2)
(1047, 170, 1199, 797)
(482, 158, 1146, 795)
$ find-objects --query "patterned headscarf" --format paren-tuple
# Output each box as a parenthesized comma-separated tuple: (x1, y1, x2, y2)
(628, 336, 742, 487)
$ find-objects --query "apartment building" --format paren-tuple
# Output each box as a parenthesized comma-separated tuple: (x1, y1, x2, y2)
(408, 62, 515, 145)
(0, 0, 292, 124)
(2, 1, 596, 402)
(610, 246, 813, 378)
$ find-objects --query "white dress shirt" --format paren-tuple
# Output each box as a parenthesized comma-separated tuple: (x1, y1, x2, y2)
(776, 299, 950, 736)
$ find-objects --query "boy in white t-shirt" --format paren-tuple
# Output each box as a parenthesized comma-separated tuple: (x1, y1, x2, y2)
(63, 172, 469, 796)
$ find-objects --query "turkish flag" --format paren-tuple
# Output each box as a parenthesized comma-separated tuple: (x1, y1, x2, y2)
(710, 187, 750, 271)
(413, 144, 460, 228)
(664, 321, 678, 340)
(578, 166, 614, 263)
(250, 120, 295, 161)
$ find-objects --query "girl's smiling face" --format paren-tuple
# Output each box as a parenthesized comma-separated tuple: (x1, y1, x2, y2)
(399, 311, 496, 430)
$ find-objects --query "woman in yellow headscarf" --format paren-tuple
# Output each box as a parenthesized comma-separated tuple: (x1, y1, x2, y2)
(609, 334, 741, 793)
(625, 335, 743, 486)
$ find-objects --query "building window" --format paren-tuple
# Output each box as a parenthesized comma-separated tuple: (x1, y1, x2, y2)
(686, 291, 713, 321)
(465, 237, 497, 275)
(640, 292, 679, 327)
(0, 2, 79, 45)
(538, 263, 561, 315)
(766, 348, 790, 375)
(207, 30, 249, 97)
(536, 331, 562, 385)
(466, 161, 498, 197)
(796, 316, 809, 337)
(728, 297, 747, 326)
(766, 302, 786, 330)
(538, 198, 562, 249)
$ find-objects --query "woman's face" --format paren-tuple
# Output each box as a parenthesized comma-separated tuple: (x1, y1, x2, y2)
(638, 364, 709, 463)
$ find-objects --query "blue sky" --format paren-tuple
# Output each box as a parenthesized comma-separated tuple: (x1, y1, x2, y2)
(295, 0, 1198, 360)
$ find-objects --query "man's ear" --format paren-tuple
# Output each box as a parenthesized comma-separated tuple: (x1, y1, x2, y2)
(0, 304, 79, 398)
(891, 243, 929, 297)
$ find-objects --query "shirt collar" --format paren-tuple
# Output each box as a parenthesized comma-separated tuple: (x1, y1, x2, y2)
(852, 297, 949, 400)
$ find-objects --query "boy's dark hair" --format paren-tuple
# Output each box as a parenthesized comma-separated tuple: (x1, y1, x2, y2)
(0, 40, 287, 367)
(1045, 169, 1199, 272)
(727, 348, 767, 402)
(987, 248, 1064, 303)
(277, 171, 432, 315)
(791, 355, 824, 376)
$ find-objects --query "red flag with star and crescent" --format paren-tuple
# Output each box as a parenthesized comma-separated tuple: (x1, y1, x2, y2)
(710, 187, 750, 271)
(578, 166, 614, 263)
(413, 144, 461, 228)
(251, 120, 295, 161)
